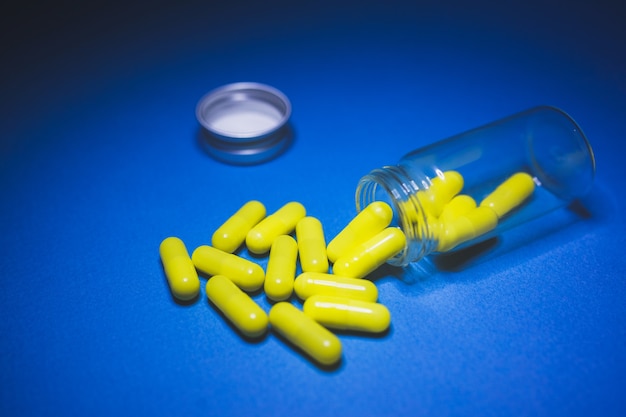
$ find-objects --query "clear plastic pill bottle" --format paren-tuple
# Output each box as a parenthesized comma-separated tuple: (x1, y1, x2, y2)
(355, 106, 595, 271)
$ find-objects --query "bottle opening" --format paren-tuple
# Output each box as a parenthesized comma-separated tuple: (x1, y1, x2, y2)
(356, 167, 437, 266)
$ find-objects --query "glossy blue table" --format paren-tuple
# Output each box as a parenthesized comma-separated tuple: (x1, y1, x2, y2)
(2, 1, 625, 416)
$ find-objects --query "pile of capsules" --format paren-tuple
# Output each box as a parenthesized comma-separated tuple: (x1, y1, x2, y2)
(160, 198, 404, 367)
(410, 171, 535, 252)
(159, 170, 535, 366)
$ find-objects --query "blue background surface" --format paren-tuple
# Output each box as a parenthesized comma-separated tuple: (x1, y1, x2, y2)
(1, 1, 625, 416)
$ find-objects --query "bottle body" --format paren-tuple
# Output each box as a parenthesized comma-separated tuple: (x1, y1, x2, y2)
(355, 106, 595, 266)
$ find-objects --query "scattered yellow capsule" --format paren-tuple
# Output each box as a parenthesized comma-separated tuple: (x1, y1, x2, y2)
(264, 235, 299, 301)
(212, 200, 266, 253)
(159, 237, 200, 301)
(269, 302, 342, 366)
(438, 194, 477, 224)
(246, 202, 306, 254)
(296, 216, 329, 273)
(293, 272, 378, 302)
(480, 172, 535, 218)
(192, 245, 265, 292)
(418, 170, 464, 217)
(327, 201, 393, 263)
(333, 227, 406, 278)
(437, 206, 498, 252)
(206, 275, 268, 338)
(303, 295, 391, 333)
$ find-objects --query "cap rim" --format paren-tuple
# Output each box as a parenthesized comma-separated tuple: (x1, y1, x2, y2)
(195, 82, 292, 142)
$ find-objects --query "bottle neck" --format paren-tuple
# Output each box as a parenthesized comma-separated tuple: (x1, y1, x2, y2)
(355, 165, 438, 266)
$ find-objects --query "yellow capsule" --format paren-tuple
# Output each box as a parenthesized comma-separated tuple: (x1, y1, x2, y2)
(206, 275, 268, 338)
(437, 206, 498, 252)
(269, 302, 342, 366)
(159, 237, 200, 301)
(397, 197, 437, 242)
(418, 170, 464, 218)
(438, 194, 477, 224)
(246, 202, 306, 254)
(296, 216, 329, 273)
(192, 245, 265, 292)
(264, 235, 299, 301)
(212, 200, 266, 253)
(480, 172, 535, 218)
(293, 272, 378, 302)
(327, 201, 393, 263)
(422, 216, 442, 244)
(303, 295, 391, 333)
(332, 227, 406, 278)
